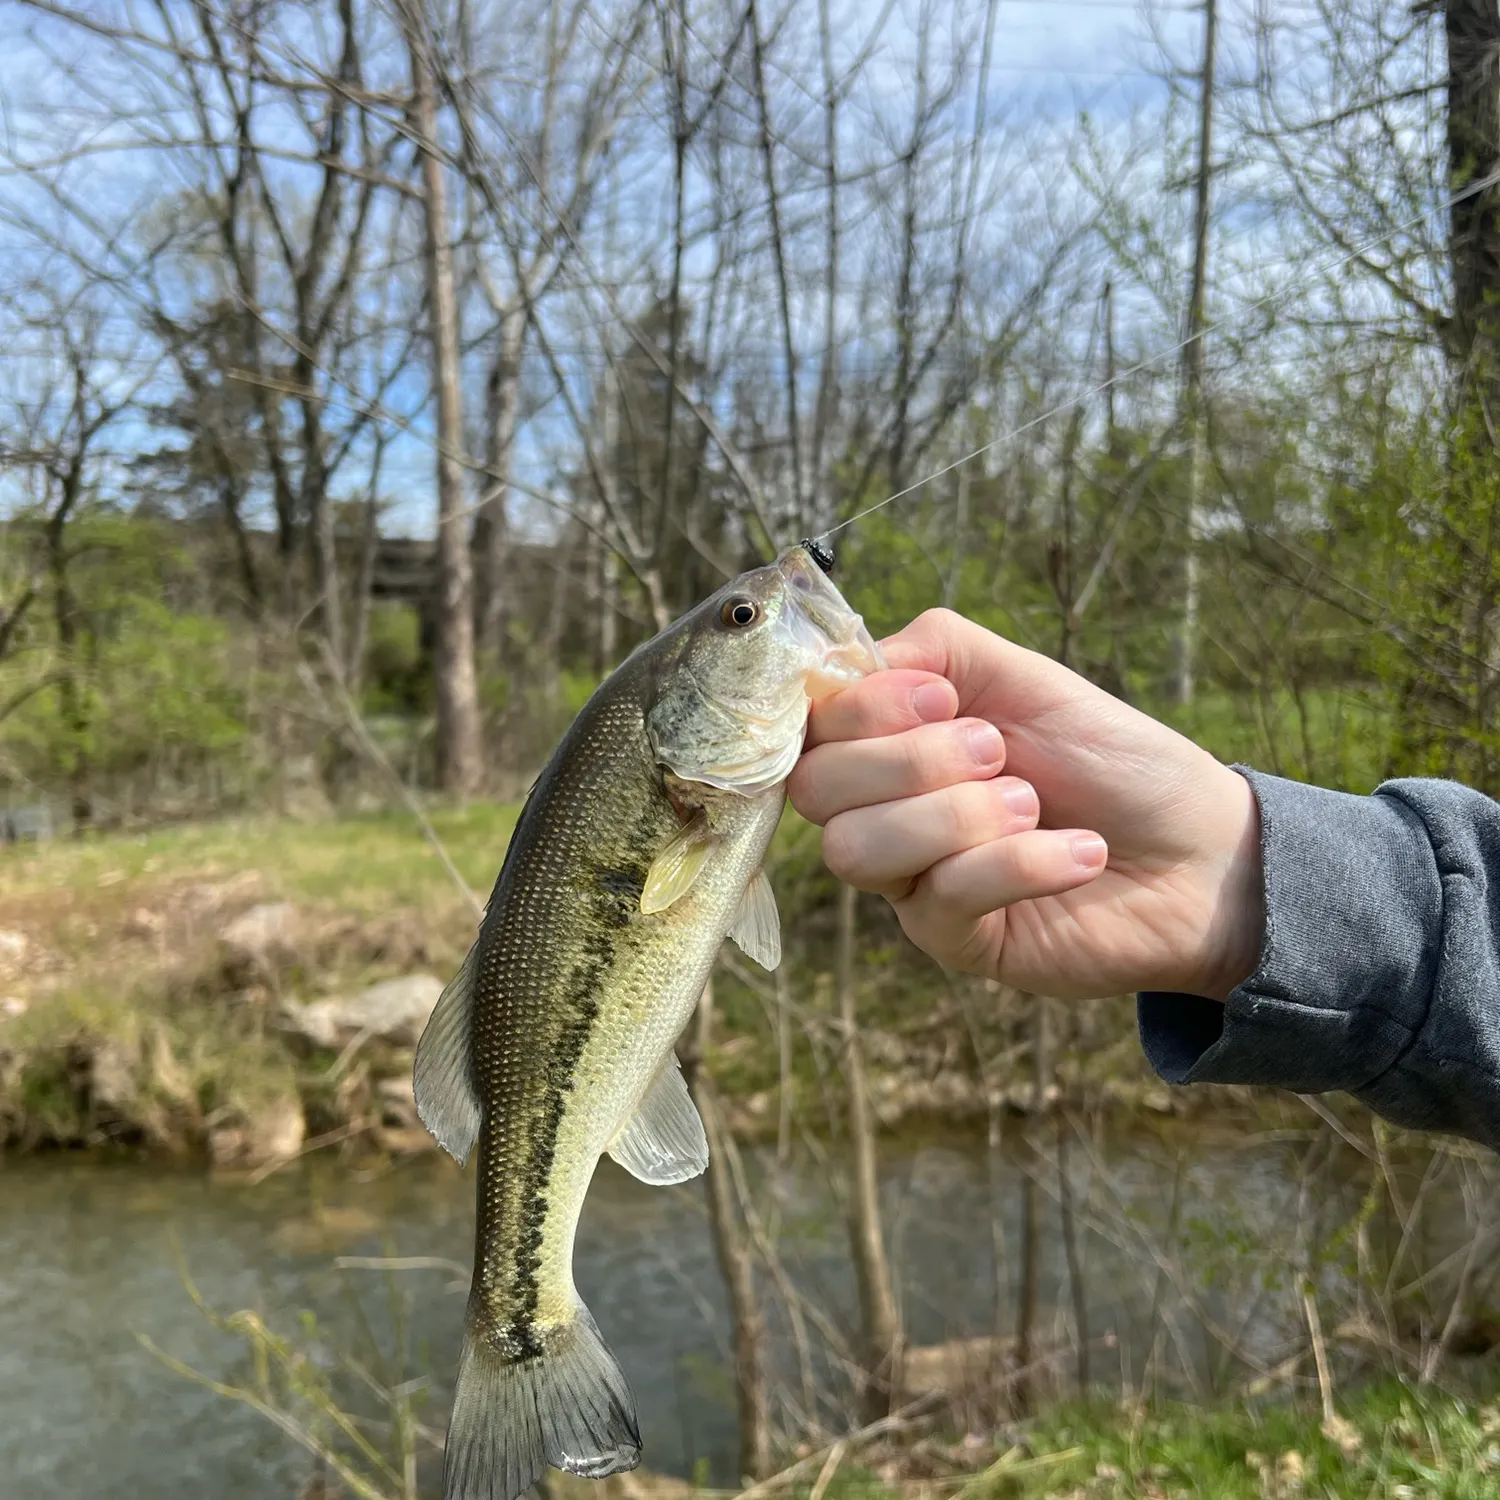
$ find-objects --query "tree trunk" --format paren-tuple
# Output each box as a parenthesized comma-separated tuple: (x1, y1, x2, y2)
(685, 978, 774, 1482)
(1177, 0, 1216, 707)
(1447, 0, 1500, 376)
(1056, 1111, 1090, 1393)
(48, 509, 90, 832)
(1014, 994, 1050, 1414)
(473, 303, 524, 661)
(306, 419, 345, 668)
(216, 467, 263, 618)
(347, 472, 382, 692)
(837, 882, 902, 1418)
(405, 10, 484, 795)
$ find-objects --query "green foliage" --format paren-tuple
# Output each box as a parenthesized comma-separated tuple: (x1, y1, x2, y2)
(984, 1382, 1500, 1499)
(140, 1269, 431, 1500)
(1, 510, 248, 795)
(360, 604, 432, 717)
(3, 602, 246, 778)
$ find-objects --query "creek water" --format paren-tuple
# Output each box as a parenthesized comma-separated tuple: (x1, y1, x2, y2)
(0, 1129, 1326, 1500)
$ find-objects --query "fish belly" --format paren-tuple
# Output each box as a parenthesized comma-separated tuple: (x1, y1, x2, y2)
(527, 790, 784, 1328)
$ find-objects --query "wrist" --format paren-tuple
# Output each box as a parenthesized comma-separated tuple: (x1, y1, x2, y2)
(1191, 768, 1264, 1002)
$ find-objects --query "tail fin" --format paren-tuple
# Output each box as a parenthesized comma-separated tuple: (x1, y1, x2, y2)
(442, 1306, 641, 1500)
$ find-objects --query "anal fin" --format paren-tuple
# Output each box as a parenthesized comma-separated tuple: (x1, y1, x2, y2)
(413, 942, 483, 1165)
(608, 1053, 708, 1185)
(729, 866, 781, 970)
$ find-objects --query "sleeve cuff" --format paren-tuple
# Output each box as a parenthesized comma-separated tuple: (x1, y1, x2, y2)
(1138, 767, 1442, 1095)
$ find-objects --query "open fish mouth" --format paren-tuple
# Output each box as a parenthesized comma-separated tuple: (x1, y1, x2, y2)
(774, 545, 885, 697)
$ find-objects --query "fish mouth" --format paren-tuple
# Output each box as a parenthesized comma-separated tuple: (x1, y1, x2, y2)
(775, 546, 885, 698)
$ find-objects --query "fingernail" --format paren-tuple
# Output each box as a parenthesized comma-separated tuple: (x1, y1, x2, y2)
(966, 721, 1004, 767)
(1071, 834, 1108, 869)
(913, 682, 952, 722)
(1000, 779, 1037, 816)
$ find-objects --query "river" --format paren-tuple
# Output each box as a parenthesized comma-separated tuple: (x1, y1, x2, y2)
(0, 1129, 1331, 1499)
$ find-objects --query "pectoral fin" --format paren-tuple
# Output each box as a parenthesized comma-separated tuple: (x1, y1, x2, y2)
(412, 942, 483, 1165)
(608, 1053, 709, 1185)
(729, 867, 781, 970)
(641, 812, 719, 914)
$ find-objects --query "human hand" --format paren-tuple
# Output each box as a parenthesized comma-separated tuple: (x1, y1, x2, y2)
(788, 609, 1263, 1001)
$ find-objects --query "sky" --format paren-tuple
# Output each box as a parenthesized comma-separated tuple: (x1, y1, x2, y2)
(0, 1, 1358, 542)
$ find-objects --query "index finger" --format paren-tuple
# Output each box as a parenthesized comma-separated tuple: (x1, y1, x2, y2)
(804, 669, 957, 749)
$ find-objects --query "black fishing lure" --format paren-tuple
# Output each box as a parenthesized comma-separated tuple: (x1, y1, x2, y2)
(799, 537, 835, 575)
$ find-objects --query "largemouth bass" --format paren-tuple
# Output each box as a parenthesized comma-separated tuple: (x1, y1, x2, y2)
(415, 543, 883, 1500)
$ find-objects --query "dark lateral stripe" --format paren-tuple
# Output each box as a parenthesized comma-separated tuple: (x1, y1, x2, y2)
(498, 825, 651, 1357)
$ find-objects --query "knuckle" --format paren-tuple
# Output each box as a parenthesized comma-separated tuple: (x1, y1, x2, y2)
(820, 817, 862, 882)
(922, 852, 963, 905)
(853, 678, 907, 734)
(785, 759, 824, 823)
(942, 781, 993, 844)
(893, 899, 946, 957)
(901, 729, 941, 788)
(916, 606, 962, 635)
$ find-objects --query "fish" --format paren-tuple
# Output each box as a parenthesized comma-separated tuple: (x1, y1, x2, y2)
(414, 542, 883, 1500)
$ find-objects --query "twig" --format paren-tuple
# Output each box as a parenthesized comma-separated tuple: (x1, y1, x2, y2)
(807, 1439, 845, 1500)
(136, 1334, 395, 1500)
(308, 643, 483, 921)
(733, 1395, 944, 1500)
(243, 1119, 375, 1187)
(334, 1255, 470, 1279)
(1301, 1282, 1334, 1422)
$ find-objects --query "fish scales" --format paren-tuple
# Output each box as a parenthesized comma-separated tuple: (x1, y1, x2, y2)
(415, 544, 883, 1500)
(466, 676, 780, 1359)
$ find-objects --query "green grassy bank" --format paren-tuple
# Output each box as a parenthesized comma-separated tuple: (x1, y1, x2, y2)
(0, 800, 1185, 1162)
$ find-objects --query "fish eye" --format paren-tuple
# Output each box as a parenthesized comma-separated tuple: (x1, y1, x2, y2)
(720, 596, 761, 628)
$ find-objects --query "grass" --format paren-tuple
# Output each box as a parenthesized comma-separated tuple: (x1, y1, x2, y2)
(0, 801, 535, 1152)
(0, 800, 524, 917)
(0, 794, 1165, 1153)
(973, 1381, 1500, 1499)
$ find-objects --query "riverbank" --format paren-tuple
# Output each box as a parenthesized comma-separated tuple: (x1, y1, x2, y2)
(0, 804, 1235, 1164)
(550, 1378, 1500, 1499)
(994, 1380, 1500, 1498)
(15, 1139, 1493, 1499)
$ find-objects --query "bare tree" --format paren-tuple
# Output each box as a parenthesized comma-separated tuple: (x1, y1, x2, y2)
(0, 285, 157, 824)
(836, 883, 902, 1419)
(401, 1, 484, 794)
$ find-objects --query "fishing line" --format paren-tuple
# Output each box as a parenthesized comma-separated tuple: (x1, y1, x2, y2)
(823, 167, 1500, 541)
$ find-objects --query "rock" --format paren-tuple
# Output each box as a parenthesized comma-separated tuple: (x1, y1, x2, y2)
(210, 1094, 306, 1167)
(208, 1124, 249, 1166)
(147, 1029, 196, 1110)
(219, 902, 302, 968)
(903, 1335, 1014, 1399)
(0, 929, 28, 975)
(286, 973, 444, 1051)
(90, 1037, 141, 1112)
(376, 1075, 421, 1133)
(375, 1126, 435, 1155)
(900, 1334, 1058, 1420)
(122, 908, 166, 942)
(257, 1097, 306, 1160)
(377, 1074, 416, 1106)
(180, 870, 263, 918)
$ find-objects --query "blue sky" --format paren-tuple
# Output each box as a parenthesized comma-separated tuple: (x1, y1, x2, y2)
(0, 0, 1354, 542)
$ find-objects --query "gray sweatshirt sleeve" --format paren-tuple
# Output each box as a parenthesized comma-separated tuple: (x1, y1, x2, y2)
(1137, 768, 1500, 1148)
